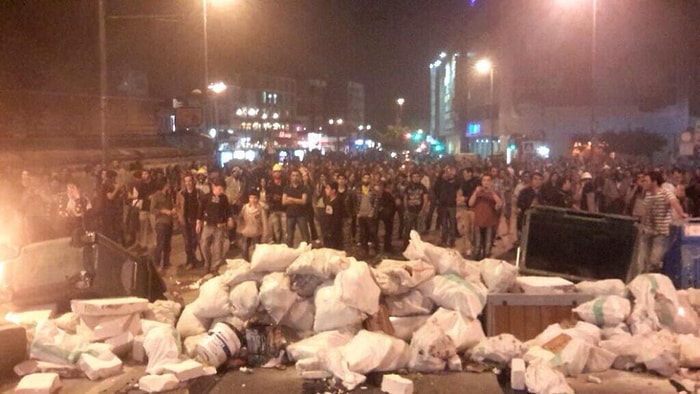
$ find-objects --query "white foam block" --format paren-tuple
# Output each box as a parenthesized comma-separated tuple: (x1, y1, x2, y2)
(161, 359, 205, 382)
(71, 297, 149, 316)
(511, 358, 526, 391)
(77, 352, 123, 381)
(381, 374, 414, 394)
(132, 335, 146, 363)
(517, 276, 574, 295)
(106, 331, 134, 358)
(138, 373, 179, 393)
(14, 372, 62, 394)
(77, 313, 141, 341)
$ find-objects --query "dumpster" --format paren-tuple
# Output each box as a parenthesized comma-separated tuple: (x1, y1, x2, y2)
(520, 206, 641, 282)
(663, 219, 700, 289)
(0, 232, 166, 309)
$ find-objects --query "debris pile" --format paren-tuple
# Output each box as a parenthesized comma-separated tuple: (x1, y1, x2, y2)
(11, 230, 700, 393)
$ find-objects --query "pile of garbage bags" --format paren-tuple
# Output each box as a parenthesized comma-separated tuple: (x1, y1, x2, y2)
(13, 229, 700, 393)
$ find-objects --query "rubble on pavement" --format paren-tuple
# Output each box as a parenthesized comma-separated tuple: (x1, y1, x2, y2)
(9, 230, 700, 393)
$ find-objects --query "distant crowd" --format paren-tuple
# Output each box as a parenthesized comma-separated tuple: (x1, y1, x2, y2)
(1, 151, 697, 277)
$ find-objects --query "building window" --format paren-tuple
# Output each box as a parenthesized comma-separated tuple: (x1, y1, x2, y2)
(467, 122, 481, 135)
(262, 91, 279, 105)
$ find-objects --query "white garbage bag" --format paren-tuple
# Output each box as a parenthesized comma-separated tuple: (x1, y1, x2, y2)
(313, 282, 364, 333)
(54, 312, 79, 334)
(340, 330, 411, 374)
(403, 230, 479, 281)
(30, 320, 100, 365)
(635, 329, 679, 377)
(281, 297, 315, 334)
(176, 304, 211, 339)
(470, 334, 523, 366)
(385, 289, 435, 317)
(524, 362, 574, 394)
(221, 259, 263, 288)
(562, 321, 601, 345)
(144, 325, 181, 375)
(318, 348, 366, 390)
(191, 276, 233, 319)
(480, 258, 518, 293)
(372, 259, 436, 296)
(586, 345, 617, 373)
(627, 274, 679, 333)
(335, 260, 381, 316)
(573, 295, 631, 327)
(259, 272, 300, 324)
(285, 249, 349, 280)
(287, 330, 355, 362)
(541, 333, 591, 377)
(575, 279, 626, 297)
(250, 242, 311, 273)
(407, 320, 457, 372)
(418, 274, 487, 319)
(143, 300, 182, 327)
(677, 334, 700, 367)
(672, 290, 700, 334)
(428, 307, 485, 351)
(228, 281, 259, 320)
(389, 315, 431, 342)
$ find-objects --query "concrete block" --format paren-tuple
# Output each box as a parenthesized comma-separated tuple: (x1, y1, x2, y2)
(380, 374, 414, 394)
(71, 297, 149, 316)
(14, 372, 62, 394)
(132, 335, 146, 363)
(511, 358, 526, 391)
(77, 313, 141, 342)
(138, 373, 179, 393)
(77, 352, 123, 380)
(106, 332, 134, 358)
(161, 359, 205, 382)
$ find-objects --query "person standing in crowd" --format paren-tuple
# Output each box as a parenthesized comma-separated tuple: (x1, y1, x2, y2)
(355, 173, 380, 256)
(633, 170, 687, 277)
(625, 172, 646, 219)
(283, 169, 310, 247)
(176, 174, 202, 270)
(313, 173, 328, 243)
(150, 179, 175, 272)
(132, 169, 155, 254)
(579, 172, 598, 212)
(322, 180, 344, 250)
(500, 168, 515, 234)
(516, 172, 543, 243)
(301, 169, 320, 244)
(225, 166, 245, 247)
(435, 165, 460, 247)
(58, 181, 92, 237)
(469, 173, 503, 260)
(394, 172, 408, 241)
(377, 180, 397, 254)
(550, 177, 574, 208)
(266, 164, 286, 244)
(402, 170, 428, 248)
(238, 189, 266, 261)
(336, 173, 353, 247)
(98, 170, 125, 244)
(197, 177, 233, 274)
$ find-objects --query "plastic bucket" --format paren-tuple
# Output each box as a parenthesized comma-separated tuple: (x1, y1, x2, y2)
(195, 322, 241, 367)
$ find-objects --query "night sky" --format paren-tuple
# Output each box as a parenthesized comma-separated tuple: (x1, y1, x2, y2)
(0, 0, 466, 130)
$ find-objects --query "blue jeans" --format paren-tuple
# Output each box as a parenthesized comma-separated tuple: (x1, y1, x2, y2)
(267, 211, 286, 243)
(286, 215, 310, 247)
(473, 226, 494, 260)
(153, 222, 173, 268)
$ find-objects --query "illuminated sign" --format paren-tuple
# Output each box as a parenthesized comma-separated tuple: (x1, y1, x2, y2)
(467, 122, 481, 136)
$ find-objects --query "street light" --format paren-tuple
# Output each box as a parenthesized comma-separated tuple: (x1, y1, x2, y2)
(475, 58, 495, 157)
(329, 118, 344, 152)
(396, 98, 405, 127)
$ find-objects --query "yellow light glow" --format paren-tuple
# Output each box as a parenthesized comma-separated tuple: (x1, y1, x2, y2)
(475, 58, 493, 74)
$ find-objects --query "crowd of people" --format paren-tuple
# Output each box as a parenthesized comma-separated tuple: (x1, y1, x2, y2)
(2, 151, 699, 278)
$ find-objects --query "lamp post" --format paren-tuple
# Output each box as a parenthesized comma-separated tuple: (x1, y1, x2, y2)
(396, 98, 405, 127)
(475, 58, 495, 157)
(329, 118, 344, 152)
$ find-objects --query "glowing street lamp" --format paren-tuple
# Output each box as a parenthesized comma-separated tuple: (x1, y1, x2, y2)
(328, 118, 344, 151)
(475, 58, 495, 157)
(396, 98, 405, 127)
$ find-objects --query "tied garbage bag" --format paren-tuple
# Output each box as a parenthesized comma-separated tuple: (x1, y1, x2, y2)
(541, 333, 590, 377)
(385, 289, 435, 317)
(470, 334, 523, 366)
(281, 297, 315, 334)
(340, 330, 411, 374)
(336, 260, 381, 316)
(428, 307, 485, 352)
(677, 334, 700, 367)
(672, 290, 700, 334)
(318, 348, 366, 390)
(228, 281, 260, 320)
(30, 320, 102, 365)
(404, 230, 480, 280)
(573, 295, 631, 327)
(525, 362, 575, 394)
(287, 330, 355, 362)
(144, 325, 181, 375)
(285, 249, 349, 280)
(627, 274, 679, 334)
(259, 272, 300, 324)
(480, 258, 518, 293)
(313, 282, 364, 333)
(221, 259, 263, 288)
(418, 274, 488, 319)
(372, 259, 435, 296)
(407, 320, 457, 372)
(176, 304, 211, 339)
(250, 242, 311, 273)
(389, 315, 431, 342)
(635, 329, 679, 377)
(191, 276, 233, 319)
(575, 279, 626, 297)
